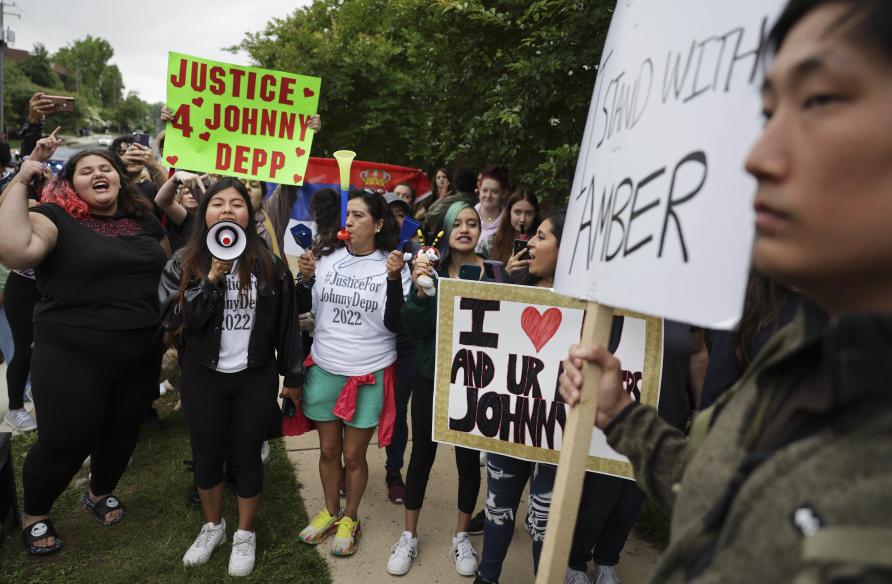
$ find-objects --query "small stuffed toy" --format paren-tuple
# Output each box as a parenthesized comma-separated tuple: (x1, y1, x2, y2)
(405, 230, 443, 297)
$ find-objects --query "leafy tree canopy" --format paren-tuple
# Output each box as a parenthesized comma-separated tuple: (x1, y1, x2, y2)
(237, 0, 613, 204)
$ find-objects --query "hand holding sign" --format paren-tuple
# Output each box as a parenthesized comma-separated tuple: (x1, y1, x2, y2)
(559, 344, 633, 430)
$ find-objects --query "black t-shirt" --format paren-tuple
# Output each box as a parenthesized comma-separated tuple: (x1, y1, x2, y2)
(609, 318, 693, 430)
(165, 213, 195, 254)
(136, 180, 166, 225)
(30, 203, 167, 330)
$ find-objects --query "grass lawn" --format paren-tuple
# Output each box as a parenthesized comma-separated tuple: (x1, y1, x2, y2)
(0, 394, 331, 584)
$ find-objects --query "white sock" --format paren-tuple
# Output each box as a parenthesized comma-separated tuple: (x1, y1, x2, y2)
(235, 529, 254, 538)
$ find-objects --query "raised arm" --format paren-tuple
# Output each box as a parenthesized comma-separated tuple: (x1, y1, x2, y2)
(0, 161, 59, 269)
(154, 171, 205, 226)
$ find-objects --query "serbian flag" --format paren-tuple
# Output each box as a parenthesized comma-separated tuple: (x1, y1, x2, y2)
(277, 157, 431, 256)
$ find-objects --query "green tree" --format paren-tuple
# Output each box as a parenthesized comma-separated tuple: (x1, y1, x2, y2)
(98, 65, 124, 108)
(17, 44, 62, 89)
(108, 91, 151, 133)
(237, 0, 613, 204)
(53, 36, 119, 105)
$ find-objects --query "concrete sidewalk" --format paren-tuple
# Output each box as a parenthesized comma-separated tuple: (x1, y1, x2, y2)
(285, 430, 660, 583)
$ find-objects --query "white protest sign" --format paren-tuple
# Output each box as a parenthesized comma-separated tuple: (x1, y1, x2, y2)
(433, 280, 663, 479)
(555, 0, 785, 329)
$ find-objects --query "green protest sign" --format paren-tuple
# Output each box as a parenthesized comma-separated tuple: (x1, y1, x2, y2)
(164, 52, 321, 185)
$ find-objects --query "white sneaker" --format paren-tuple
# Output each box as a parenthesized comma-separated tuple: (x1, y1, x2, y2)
(566, 567, 593, 584)
(229, 529, 256, 577)
(261, 441, 270, 465)
(451, 531, 478, 576)
(4, 408, 37, 432)
(183, 519, 226, 566)
(386, 531, 418, 576)
(595, 564, 621, 584)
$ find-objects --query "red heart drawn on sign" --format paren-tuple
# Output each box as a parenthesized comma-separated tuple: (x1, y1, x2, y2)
(192, 97, 204, 107)
(295, 147, 306, 157)
(198, 132, 210, 142)
(293, 174, 303, 183)
(303, 87, 314, 98)
(165, 155, 179, 166)
(520, 307, 562, 353)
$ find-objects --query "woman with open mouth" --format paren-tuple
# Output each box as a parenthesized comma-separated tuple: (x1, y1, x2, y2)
(0, 147, 171, 556)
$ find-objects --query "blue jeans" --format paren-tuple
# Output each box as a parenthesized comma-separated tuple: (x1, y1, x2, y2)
(385, 335, 416, 472)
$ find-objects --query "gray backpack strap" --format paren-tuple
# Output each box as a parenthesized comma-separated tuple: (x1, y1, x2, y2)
(794, 527, 892, 584)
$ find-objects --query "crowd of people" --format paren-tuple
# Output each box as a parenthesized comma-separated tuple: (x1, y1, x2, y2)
(0, 0, 890, 582)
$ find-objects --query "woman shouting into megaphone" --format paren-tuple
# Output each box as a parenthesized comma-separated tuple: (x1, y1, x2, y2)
(158, 178, 304, 577)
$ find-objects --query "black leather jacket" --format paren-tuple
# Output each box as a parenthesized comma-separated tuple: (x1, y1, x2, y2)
(158, 249, 304, 387)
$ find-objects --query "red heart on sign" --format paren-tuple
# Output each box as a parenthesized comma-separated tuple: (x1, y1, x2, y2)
(295, 147, 306, 157)
(520, 307, 562, 353)
(192, 97, 204, 107)
(199, 132, 210, 141)
(303, 87, 314, 98)
(166, 155, 179, 166)
(293, 173, 303, 183)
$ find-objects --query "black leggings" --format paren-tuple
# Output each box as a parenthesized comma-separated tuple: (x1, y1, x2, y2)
(404, 372, 480, 513)
(180, 352, 278, 499)
(22, 323, 161, 515)
(4, 272, 39, 410)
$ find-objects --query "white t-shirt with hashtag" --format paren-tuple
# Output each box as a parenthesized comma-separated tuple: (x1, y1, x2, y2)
(310, 247, 410, 375)
(216, 266, 257, 373)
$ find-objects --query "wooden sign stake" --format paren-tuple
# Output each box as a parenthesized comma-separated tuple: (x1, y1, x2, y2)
(535, 302, 615, 583)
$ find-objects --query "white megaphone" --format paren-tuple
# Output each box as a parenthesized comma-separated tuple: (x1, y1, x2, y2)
(206, 220, 247, 260)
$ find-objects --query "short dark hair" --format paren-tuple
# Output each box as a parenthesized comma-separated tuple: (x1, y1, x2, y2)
(768, 0, 892, 62)
(453, 168, 477, 194)
(109, 135, 135, 154)
(311, 187, 341, 254)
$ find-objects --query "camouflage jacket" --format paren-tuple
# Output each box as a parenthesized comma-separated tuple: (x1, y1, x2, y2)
(606, 306, 892, 584)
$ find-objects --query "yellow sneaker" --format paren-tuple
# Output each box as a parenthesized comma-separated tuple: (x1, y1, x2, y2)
(330, 516, 361, 556)
(298, 508, 340, 545)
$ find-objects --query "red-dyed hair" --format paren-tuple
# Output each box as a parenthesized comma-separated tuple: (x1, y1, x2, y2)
(41, 179, 90, 220)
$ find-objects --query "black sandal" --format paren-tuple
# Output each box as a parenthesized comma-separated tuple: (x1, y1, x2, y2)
(81, 492, 126, 526)
(22, 518, 64, 556)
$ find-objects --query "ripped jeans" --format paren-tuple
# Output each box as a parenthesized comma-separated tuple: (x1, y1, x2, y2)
(478, 454, 628, 582)
(478, 454, 554, 582)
